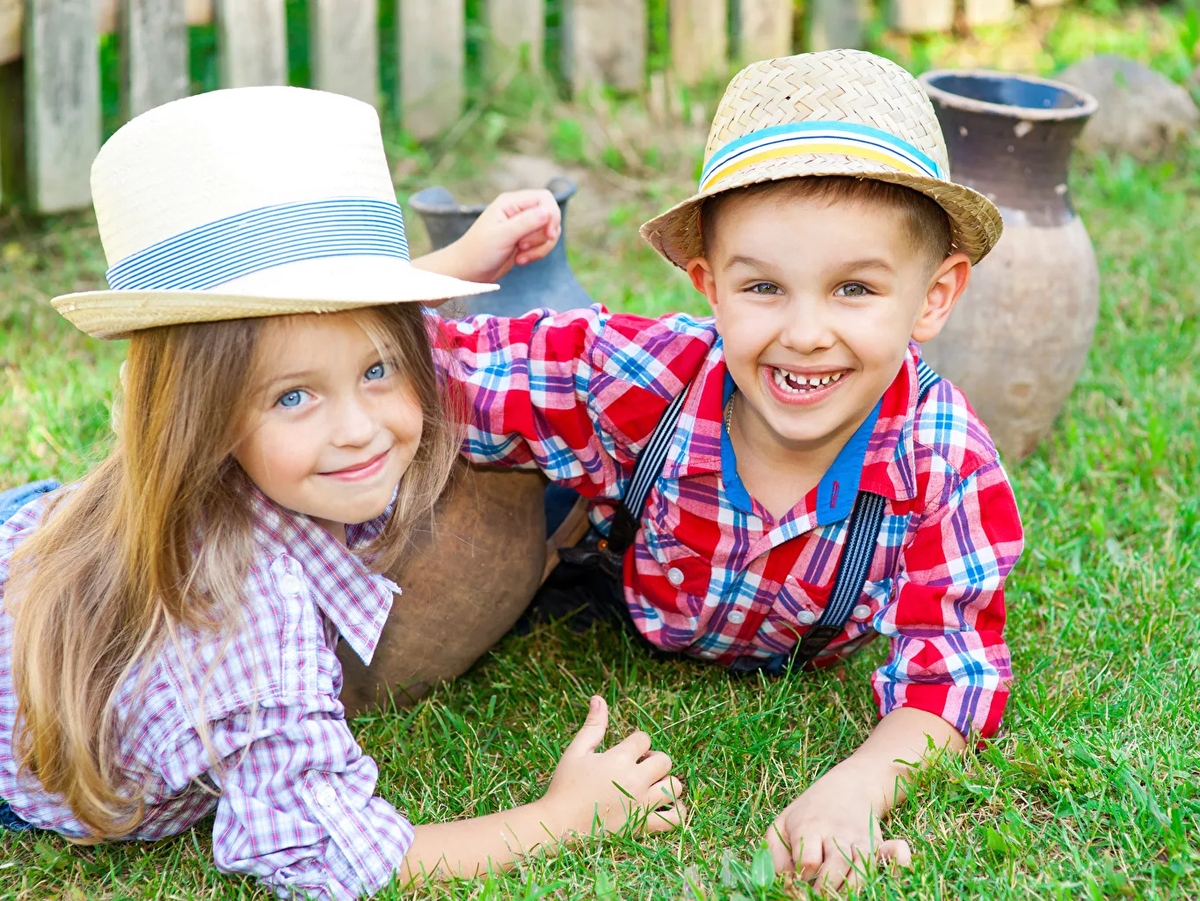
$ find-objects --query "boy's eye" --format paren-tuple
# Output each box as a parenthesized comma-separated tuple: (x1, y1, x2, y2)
(364, 362, 387, 381)
(277, 389, 308, 409)
(834, 282, 870, 298)
(747, 282, 781, 295)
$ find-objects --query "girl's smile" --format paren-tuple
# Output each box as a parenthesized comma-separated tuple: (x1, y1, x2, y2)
(319, 446, 394, 481)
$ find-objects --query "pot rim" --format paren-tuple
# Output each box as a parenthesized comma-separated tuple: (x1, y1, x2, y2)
(410, 176, 578, 216)
(919, 69, 1099, 122)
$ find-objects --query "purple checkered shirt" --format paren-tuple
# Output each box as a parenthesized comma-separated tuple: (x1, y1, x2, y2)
(0, 489, 413, 899)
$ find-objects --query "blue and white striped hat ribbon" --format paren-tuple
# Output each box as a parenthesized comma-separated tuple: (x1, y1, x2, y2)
(105, 197, 410, 292)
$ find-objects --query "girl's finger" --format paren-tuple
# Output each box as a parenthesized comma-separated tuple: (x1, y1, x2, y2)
(496, 188, 555, 217)
(844, 846, 869, 893)
(636, 749, 673, 782)
(813, 838, 853, 894)
(612, 729, 652, 760)
(877, 838, 913, 869)
(794, 831, 824, 882)
(564, 695, 608, 756)
(764, 820, 794, 874)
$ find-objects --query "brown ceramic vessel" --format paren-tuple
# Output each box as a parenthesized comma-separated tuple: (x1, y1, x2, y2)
(918, 70, 1100, 460)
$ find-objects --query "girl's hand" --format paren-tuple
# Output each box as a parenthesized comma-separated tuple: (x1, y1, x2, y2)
(414, 189, 562, 288)
(763, 759, 912, 892)
(541, 696, 685, 837)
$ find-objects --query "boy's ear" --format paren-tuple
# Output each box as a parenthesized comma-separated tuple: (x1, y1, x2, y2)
(685, 257, 719, 314)
(912, 252, 972, 344)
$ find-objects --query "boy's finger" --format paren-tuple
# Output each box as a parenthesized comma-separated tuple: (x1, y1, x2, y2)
(844, 846, 869, 893)
(497, 205, 552, 243)
(565, 695, 608, 755)
(613, 729, 652, 760)
(644, 799, 685, 832)
(636, 749, 673, 781)
(495, 188, 556, 217)
(813, 838, 852, 893)
(647, 775, 684, 807)
(877, 838, 913, 868)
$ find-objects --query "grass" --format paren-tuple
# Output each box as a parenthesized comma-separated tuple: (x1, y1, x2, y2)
(3, 7, 1200, 900)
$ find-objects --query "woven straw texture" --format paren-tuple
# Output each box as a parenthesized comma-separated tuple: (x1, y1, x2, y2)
(52, 86, 495, 340)
(640, 49, 1003, 267)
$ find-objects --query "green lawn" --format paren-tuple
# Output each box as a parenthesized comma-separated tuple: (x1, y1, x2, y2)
(3, 19, 1200, 900)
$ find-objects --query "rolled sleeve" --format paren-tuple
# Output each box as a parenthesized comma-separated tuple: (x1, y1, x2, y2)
(211, 710, 412, 901)
(872, 458, 1023, 740)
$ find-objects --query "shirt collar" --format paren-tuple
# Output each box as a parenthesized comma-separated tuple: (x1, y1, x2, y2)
(666, 341, 924, 514)
(250, 489, 398, 665)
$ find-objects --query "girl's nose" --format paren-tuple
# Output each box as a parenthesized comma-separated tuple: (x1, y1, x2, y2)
(332, 397, 377, 447)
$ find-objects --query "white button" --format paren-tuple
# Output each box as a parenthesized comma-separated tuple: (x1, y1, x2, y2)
(853, 604, 873, 621)
(727, 609, 746, 624)
(278, 574, 304, 597)
(797, 610, 817, 626)
(314, 784, 338, 810)
(666, 567, 685, 587)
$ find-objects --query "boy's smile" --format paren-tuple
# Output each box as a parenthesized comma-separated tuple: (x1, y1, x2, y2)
(688, 185, 969, 510)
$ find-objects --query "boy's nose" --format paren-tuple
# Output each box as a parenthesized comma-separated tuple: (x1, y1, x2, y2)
(777, 301, 836, 355)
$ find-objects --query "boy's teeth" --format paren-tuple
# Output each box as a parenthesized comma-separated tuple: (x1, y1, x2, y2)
(772, 367, 844, 391)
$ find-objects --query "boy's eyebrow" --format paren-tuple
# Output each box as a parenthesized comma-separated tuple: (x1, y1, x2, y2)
(722, 254, 777, 272)
(838, 257, 898, 275)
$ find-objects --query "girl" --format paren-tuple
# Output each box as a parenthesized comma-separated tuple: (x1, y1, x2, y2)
(0, 87, 683, 899)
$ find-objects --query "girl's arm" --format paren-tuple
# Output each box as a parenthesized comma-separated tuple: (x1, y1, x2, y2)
(412, 189, 561, 288)
(400, 696, 683, 884)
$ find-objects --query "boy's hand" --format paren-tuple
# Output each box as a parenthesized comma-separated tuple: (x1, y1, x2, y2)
(540, 695, 685, 837)
(763, 758, 912, 892)
(414, 189, 561, 288)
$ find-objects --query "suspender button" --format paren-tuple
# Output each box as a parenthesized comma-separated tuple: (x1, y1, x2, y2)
(797, 610, 816, 625)
(852, 604, 872, 621)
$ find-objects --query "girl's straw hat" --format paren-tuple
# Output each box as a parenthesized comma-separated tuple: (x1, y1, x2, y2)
(52, 87, 496, 340)
(640, 49, 1003, 267)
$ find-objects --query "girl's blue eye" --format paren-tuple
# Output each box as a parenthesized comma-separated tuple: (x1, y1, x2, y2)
(835, 282, 870, 298)
(365, 362, 386, 381)
(277, 389, 306, 408)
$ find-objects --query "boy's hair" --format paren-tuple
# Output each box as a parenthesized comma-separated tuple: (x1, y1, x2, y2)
(699, 176, 954, 271)
(6, 304, 457, 841)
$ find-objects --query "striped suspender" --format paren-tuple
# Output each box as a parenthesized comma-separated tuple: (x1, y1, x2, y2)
(790, 359, 942, 671)
(605, 382, 692, 555)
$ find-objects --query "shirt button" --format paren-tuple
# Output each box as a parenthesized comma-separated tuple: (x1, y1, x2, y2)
(666, 567, 685, 587)
(278, 574, 304, 597)
(797, 610, 817, 626)
(727, 609, 746, 624)
(314, 784, 338, 809)
(853, 603, 873, 621)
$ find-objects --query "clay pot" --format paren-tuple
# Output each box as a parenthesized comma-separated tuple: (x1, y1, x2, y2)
(338, 461, 548, 718)
(918, 70, 1100, 461)
(410, 176, 592, 317)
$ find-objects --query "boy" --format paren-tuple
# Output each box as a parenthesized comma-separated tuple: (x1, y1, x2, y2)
(426, 49, 1022, 888)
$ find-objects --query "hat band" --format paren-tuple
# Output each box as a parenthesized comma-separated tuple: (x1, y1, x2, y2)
(699, 121, 946, 193)
(106, 198, 411, 292)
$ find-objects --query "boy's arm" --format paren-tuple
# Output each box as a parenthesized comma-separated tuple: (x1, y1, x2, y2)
(765, 454, 1023, 889)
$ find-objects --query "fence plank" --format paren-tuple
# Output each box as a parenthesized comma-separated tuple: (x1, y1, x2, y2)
(215, 0, 286, 88)
(398, 0, 464, 140)
(563, 0, 645, 93)
(24, 0, 101, 213)
(486, 0, 542, 73)
(123, 0, 189, 118)
(807, 0, 865, 51)
(310, 0, 377, 106)
(964, 0, 1014, 27)
(670, 0, 727, 86)
(0, 0, 17, 66)
(737, 0, 790, 61)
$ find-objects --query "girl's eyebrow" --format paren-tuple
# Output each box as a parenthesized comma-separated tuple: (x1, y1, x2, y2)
(257, 369, 316, 392)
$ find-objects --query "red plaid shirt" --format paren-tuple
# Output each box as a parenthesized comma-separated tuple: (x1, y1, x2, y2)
(436, 306, 1023, 738)
(0, 490, 412, 900)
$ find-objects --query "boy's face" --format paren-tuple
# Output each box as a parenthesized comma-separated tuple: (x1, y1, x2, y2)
(688, 188, 970, 461)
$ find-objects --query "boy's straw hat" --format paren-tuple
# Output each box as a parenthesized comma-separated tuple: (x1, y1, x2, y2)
(52, 87, 496, 340)
(640, 49, 1003, 267)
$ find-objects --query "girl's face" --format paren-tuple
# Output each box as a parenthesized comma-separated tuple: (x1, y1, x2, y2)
(234, 311, 424, 538)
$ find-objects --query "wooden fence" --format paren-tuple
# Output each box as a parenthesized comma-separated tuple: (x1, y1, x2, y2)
(0, 0, 1063, 216)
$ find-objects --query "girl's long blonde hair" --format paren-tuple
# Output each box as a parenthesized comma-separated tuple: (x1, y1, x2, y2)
(5, 303, 457, 840)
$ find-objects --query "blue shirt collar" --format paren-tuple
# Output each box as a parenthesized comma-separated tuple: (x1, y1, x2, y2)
(719, 371, 882, 525)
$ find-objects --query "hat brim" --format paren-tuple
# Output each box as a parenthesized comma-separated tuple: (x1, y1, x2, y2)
(51, 255, 497, 340)
(640, 154, 1003, 268)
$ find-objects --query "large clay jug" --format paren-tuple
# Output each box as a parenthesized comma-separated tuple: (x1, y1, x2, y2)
(918, 70, 1100, 460)
(338, 178, 592, 716)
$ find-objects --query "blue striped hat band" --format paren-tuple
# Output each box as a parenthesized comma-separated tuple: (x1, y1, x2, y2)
(105, 198, 410, 292)
(699, 121, 946, 193)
